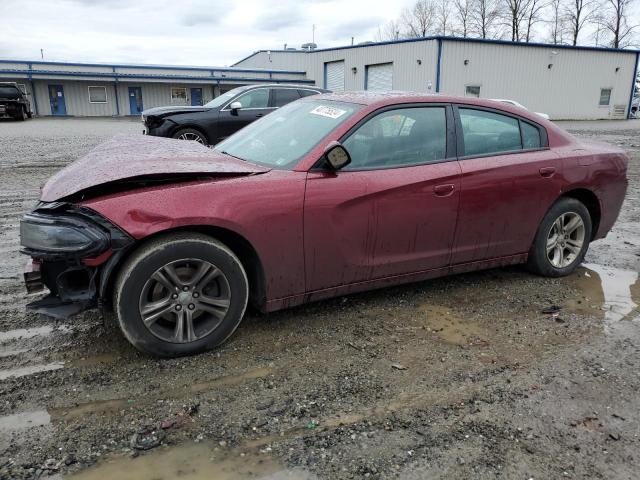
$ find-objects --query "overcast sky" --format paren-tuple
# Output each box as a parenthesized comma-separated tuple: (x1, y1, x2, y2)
(0, 0, 415, 67)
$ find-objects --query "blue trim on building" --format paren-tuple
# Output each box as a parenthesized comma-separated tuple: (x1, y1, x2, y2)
(364, 65, 368, 90)
(0, 59, 306, 75)
(628, 52, 639, 118)
(0, 68, 315, 84)
(236, 36, 639, 59)
(435, 39, 443, 93)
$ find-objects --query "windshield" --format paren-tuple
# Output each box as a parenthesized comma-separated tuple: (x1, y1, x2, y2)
(203, 86, 249, 108)
(0, 86, 20, 97)
(215, 100, 361, 169)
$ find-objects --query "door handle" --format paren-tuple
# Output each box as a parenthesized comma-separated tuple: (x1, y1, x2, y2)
(433, 184, 455, 197)
(539, 167, 556, 178)
(255, 113, 264, 118)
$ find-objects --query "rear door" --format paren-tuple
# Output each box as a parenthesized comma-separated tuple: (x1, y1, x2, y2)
(215, 87, 273, 143)
(304, 104, 461, 291)
(450, 106, 561, 264)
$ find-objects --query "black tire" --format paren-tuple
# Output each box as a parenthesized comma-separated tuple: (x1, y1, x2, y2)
(27, 111, 33, 119)
(171, 128, 208, 146)
(16, 107, 26, 121)
(527, 197, 592, 277)
(114, 233, 248, 357)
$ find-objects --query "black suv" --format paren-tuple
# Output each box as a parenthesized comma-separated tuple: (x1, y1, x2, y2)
(0, 83, 32, 121)
(142, 84, 327, 146)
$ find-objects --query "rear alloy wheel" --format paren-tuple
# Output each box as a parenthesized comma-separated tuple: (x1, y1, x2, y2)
(16, 107, 26, 121)
(527, 197, 592, 277)
(172, 128, 208, 146)
(114, 233, 248, 357)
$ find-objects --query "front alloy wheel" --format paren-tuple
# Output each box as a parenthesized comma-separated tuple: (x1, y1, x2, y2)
(139, 259, 231, 344)
(173, 128, 208, 146)
(114, 233, 248, 357)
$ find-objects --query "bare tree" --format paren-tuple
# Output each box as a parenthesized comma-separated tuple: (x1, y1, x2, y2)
(435, 0, 454, 34)
(453, 0, 473, 36)
(375, 20, 402, 41)
(597, 0, 638, 48)
(472, 0, 502, 37)
(401, 0, 437, 37)
(504, 0, 533, 41)
(547, 0, 569, 43)
(524, 0, 550, 40)
(564, 0, 596, 45)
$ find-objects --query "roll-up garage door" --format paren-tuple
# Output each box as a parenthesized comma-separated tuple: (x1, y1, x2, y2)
(366, 63, 393, 91)
(325, 61, 345, 91)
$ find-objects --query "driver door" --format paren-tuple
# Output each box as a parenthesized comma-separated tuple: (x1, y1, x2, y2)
(215, 88, 273, 143)
(303, 105, 461, 292)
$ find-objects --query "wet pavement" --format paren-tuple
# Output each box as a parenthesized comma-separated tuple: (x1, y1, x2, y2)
(0, 117, 639, 479)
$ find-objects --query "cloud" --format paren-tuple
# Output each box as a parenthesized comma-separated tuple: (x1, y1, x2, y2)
(181, 14, 220, 27)
(253, 6, 304, 31)
(326, 17, 386, 41)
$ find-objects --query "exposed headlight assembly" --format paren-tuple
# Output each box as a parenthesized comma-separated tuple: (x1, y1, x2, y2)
(20, 212, 109, 255)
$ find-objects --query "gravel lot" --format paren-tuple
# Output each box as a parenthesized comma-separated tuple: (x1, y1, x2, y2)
(0, 117, 639, 480)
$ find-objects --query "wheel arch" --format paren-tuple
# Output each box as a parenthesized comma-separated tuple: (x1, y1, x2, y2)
(101, 225, 267, 312)
(560, 188, 601, 240)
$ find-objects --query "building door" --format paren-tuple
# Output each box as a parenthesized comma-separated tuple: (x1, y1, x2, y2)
(128, 87, 144, 115)
(48, 85, 67, 115)
(365, 63, 393, 91)
(190, 88, 203, 106)
(324, 61, 345, 91)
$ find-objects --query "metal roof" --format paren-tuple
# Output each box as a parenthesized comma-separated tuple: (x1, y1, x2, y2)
(0, 59, 306, 75)
(234, 35, 640, 65)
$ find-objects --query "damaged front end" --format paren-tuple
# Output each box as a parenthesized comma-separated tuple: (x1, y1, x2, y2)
(20, 202, 133, 319)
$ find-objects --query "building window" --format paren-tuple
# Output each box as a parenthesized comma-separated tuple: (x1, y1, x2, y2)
(465, 85, 481, 98)
(171, 87, 187, 101)
(599, 88, 612, 106)
(88, 86, 107, 103)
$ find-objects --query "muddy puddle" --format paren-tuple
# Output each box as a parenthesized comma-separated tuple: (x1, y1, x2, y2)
(419, 304, 490, 347)
(567, 263, 639, 333)
(64, 442, 315, 480)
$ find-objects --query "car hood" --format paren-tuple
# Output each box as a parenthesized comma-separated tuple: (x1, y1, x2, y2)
(40, 134, 269, 202)
(142, 105, 210, 117)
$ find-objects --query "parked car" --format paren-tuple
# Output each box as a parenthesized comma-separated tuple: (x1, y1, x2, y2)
(141, 84, 327, 146)
(491, 98, 550, 120)
(21, 93, 628, 357)
(631, 97, 639, 118)
(0, 82, 32, 120)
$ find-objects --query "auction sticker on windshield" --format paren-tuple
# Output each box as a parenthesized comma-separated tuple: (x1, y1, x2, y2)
(310, 105, 347, 119)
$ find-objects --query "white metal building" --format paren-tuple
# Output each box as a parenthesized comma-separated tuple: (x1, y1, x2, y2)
(0, 60, 312, 117)
(233, 36, 640, 120)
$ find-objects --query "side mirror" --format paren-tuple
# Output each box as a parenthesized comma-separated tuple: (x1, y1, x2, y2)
(324, 142, 351, 170)
(229, 101, 242, 116)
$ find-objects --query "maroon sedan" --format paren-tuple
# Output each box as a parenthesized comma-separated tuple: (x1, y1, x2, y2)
(20, 92, 628, 357)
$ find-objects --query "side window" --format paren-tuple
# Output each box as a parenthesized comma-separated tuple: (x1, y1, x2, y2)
(521, 121, 541, 149)
(459, 108, 521, 157)
(234, 89, 269, 109)
(298, 89, 318, 98)
(599, 88, 612, 106)
(273, 88, 301, 107)
(465, 85, 481, 98)
(343, 107, 447, 170)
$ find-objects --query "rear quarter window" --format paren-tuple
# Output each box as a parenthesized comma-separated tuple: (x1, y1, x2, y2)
(521, 122, 541, 149)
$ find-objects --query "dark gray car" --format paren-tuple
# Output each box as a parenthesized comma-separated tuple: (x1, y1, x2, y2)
(141, 84, 327, 146)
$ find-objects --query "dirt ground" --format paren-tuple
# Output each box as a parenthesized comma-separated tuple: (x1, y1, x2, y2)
(0, 117, 638, 480)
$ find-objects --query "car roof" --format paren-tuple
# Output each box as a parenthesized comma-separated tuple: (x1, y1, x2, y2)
(244, 84, 327, 91)
(314, 91, 549, 122)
